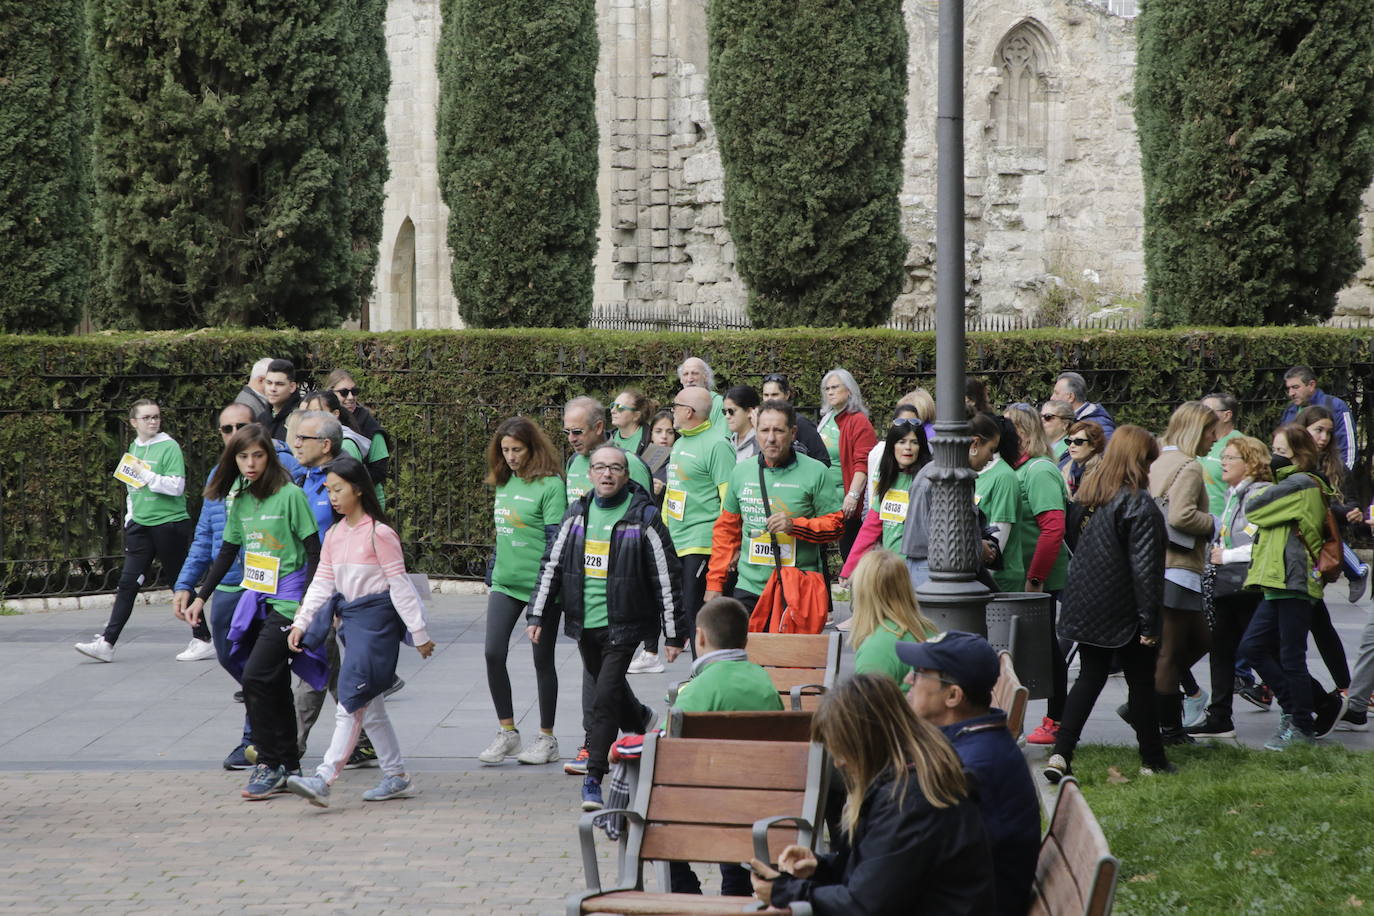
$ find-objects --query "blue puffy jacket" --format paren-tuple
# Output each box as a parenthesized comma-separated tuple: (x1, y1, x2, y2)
(1280, 389, 1357, 470)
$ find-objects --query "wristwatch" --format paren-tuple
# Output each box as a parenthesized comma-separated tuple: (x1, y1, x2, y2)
(1027, 577, 1043, 588)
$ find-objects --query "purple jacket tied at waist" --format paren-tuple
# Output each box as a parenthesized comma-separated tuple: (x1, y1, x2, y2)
(226, 568, 328, 690)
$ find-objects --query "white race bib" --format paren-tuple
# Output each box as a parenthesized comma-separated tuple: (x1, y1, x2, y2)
(242, 552, 281, 594)
(1243, 523, 1257, 538)
(664, 487, 687, 521)
(747, 531, 795, 567)
(879, 488, 910, 524)
(583, 539, 610, 579)
(114, 453, 150, 488)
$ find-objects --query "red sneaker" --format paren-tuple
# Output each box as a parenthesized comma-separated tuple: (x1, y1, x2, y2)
(1025, 717, 1060, 745)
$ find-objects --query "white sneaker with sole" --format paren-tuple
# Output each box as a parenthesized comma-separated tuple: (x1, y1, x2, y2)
(176, 638, 217, 662)
(627, 649, 665, 674)
(74, 635, 114, 662)
(477, 728, 521, 765)
(517, 733, 560, 765)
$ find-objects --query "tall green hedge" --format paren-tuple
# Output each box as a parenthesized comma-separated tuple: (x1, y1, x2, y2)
(2, 327, 1369, 596)
(87, 0, 378, 329)
(708, 0, 908, 328)
(0, 0, 89, 334)
(437, 0, 598, 328)
(1136, 0, 1374, 327)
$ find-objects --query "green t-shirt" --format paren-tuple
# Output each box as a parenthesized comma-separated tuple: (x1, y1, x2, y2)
(975, 456, 1024, 591)
(670, 658, 784, 719)
(1199, 429, 1242, 517)
(876, 471, 915, 553)
(582, 497, 632, 629)
(566, 451, 653, 503)
(1051, 438, 1068, 461)
(665, 423, 737, 556)
(612, 426, 644, 455)
(368, 432, 390, 508)
(341, 438, 364, 461)
(492, 474, 568, 603)
(222, 483, 318, 618)
(854, 620, 936, 692)
(708, 392, 726, 429)
(123, 436, 190, 526)
(1014, 456, 1070, 592)
(817, 413, 844, 495)
(722, 452, 841, 596)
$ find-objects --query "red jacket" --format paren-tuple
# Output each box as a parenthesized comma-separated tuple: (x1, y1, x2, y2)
(836, 410, 878, 498)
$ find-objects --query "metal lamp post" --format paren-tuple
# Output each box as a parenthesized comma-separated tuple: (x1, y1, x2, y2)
(915, 0, 993, 632)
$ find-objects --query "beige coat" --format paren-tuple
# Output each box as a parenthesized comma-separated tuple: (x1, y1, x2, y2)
(1148, 448, 1213, 574)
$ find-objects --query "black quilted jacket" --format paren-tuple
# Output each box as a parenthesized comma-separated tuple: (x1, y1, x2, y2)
(1059, 487, 1166, 648)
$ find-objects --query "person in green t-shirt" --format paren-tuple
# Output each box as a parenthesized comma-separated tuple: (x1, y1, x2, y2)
(609, 387, 655, 457)
(664, 386, 738, 657)
(848, 549, 938, 690)
(76, 399, 202, 664)
(181, 423, 322, 798)
(324, 369, 392, 507)
(971, 413, 1024, 592)
(477, 416, 569, 768)
(839, 413, 929, 581)
(1199, 392, 1243, 516)
(704, 400, 845, 613)
(562, 396, 653, 502)
(677, 356, 726, 427)
(1040, 400, 1075, 464)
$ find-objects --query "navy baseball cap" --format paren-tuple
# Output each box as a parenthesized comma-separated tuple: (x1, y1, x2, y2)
(895, 630, 1000, 693)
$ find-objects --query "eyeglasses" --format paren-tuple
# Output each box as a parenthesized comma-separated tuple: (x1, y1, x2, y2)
(1219, 454, 1243, 463)
(1041, 413, 1071, 423)
(134, 415, 161, 422)
(589, 463, 627, 474)
(293, 434, 326, 443)
(672, 402, 696, 413)
(910, 670, 957, 687)
(891, 417, 922, 428)
(1065, 437, 1092, 447)
(219, 422, 248, 435)
(563, 428, 586, 437)
(332, 387, 361, 398)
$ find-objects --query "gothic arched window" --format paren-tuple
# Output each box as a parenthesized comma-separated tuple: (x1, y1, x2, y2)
(992, 24, 1051, 152)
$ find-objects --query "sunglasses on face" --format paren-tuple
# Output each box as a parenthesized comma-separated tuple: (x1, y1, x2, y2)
(563, 428, 586, 437)
(723, 407, 738, 416)
(219, 422, 248, 434)
(610, 403, 634, 412)
(1065, 437, 1092, 447)
(333, 387, 361, 398)
(1041, 413, 1070, 423)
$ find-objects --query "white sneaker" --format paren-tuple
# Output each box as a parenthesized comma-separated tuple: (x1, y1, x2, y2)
(627, 650, 665, 674)
(74, 635, 114, 663)
(477, 728, 521, 765)
(175, 638, 217, 662)
(516, 733, 560, 765)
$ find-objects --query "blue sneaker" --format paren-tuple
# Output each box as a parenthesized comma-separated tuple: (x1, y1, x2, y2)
(242, 764, 287, 799)
(362, 773, 414, 802)
(1182, 689, 1209, 728)
(286, 773, 331, 808)
(581, 776, 604, 811)
(222, 743, 253, 771)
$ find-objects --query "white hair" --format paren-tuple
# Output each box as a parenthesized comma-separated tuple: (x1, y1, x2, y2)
(677, 357, 716, 391)
(250, 358, 272, 381)
(821, 368, 868, 420)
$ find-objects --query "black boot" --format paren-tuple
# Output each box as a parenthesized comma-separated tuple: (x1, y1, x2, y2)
(1157, 691, 1195, 745)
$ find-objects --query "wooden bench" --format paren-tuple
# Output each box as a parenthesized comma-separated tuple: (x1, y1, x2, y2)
(992, 649, 1030, 741)
(1029, 777, 1119, 916)
(666, 709, 813, 743)
(567, 733, 827, 916)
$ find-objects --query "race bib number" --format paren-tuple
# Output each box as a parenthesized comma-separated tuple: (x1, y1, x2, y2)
(241, 552, 281, 594)
(664, 488, 687, 522)
(113, 453, 150, 488)
(879, 488, 910, 524)
(1243, 523, 1257, 538)
(973, 493, 982, 507)
(583, 539, 610, 579)
(747, 531, 795, 567)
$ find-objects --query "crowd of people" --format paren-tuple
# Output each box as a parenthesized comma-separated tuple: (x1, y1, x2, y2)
(74, 353, 1373, 913)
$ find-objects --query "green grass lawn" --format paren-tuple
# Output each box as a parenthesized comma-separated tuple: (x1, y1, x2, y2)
(1068, 743, 1374, 914)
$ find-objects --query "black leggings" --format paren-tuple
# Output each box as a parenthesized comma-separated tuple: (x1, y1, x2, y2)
(1055, 638, 1166, 768)
(104, 519, 205, 645)
(241, 609, 300, 771)
(485, 591, 559, 730)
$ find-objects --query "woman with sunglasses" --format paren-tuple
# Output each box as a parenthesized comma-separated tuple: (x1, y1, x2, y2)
(1040, 400, 1075, 463)
(1061, 420, 1106, 499)
(839, 410, 930, 582)
(299, 390, 371, 463)
(609, 388, 656, 456)
(325, 369, 392, 497)
(723, 385, 761, 461)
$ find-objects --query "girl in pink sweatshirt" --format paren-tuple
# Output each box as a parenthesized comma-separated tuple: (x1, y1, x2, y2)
(284, 457, 435, 806)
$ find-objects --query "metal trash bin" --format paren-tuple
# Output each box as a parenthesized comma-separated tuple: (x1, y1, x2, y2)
(985, 592, 1054, 700)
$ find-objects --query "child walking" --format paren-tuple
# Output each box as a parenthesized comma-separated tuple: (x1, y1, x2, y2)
(284, 457, 435, 806)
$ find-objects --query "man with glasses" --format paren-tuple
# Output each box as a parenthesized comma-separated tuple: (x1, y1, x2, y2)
(562, 396, 653, 501)
(526, 444, 685, 811)
(666, 387, 738, 656)
(76, 399, 201, 665)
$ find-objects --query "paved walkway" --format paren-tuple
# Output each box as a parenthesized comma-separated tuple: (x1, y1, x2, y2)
(2, 585, 1371, 912)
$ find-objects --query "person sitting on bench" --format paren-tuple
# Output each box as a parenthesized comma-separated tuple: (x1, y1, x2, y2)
(901, 631, 1040, 915)
(668, 596, 784, 896)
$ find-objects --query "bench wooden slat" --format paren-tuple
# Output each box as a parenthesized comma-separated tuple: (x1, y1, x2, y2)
(640, 823, 797, 864)
(581, 890, 791, 914)
(1032, 779, 1119, 916)
(647, 786, 806, 826)
(1033, 837, 1085, 914)
(652, 739, 809, 790)
(746, 632, 835, 669)
(674, 710, 813, 742)
(767, 668, 828, 691)
(991, 650, 1029, 739)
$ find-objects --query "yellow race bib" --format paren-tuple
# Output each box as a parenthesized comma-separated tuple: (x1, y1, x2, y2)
(242, 551, 281, 594)
(113, 453, 150, 488)
(747, 531, 795, 567)
(879, 488, 910, 524)
(584, 539, 610, 579)
(664, 487, 687, 522)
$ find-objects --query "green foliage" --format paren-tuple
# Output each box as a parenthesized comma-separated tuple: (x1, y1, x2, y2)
(1072, 743, 1374, 912)
(0, 0, 89, 333)
(708, 0, 908, 328)
(437, 0, 598, 328)
(1, 326, 1370, 595)
(87, 0, 386, 330)
(1135, 0, 1374, 327)
(340, 0, 391, 312)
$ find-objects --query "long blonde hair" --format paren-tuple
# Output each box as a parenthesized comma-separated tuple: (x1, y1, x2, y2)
(849, 549, 936, 651)
(1004, 404, 1050, 459)
(814, 674, 969, 838)
(1161, 401, 1218, 458)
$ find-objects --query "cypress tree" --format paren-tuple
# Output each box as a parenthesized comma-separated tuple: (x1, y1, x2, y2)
(0, 0, 89, 334)
(1136, 0, 1374, 327)
(340, 0, 391, 314)
(708, 0, 908, 328)
(437, 0, 599, 328)
(88, 0, 365, 329)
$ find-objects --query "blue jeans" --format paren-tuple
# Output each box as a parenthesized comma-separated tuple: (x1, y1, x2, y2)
(1238, 597, 1315, 733)
(906, 558, 930, 591)
(209, 588, 252, 746)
